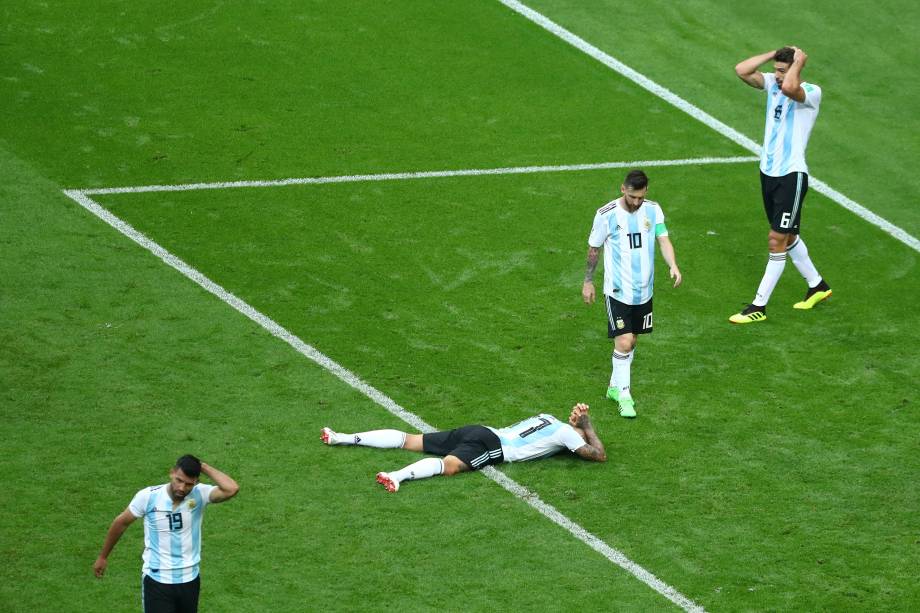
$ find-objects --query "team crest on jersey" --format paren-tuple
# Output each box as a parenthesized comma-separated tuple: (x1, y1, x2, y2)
(187, 499, 196, 510)
(615, 318, 625, 330)
(643, 219, 651, 232)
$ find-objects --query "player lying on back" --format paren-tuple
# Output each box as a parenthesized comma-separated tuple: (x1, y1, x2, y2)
(321, 403, 606, 492)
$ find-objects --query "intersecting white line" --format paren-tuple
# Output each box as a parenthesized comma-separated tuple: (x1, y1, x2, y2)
(62, 186, 706, 613)
(498, 0, 920, 255)
(58, 2, 916, 609)
(65, 156, 748, 611)
(76, 156, 757, 196)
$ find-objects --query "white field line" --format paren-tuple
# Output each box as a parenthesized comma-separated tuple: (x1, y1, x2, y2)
(61, 190, 434, 435)
(78, 156, 756, 196)
(498, 0, 920, 254)
(62, 188, 706, 613)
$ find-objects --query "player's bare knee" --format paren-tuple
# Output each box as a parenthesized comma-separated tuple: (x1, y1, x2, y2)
(402, 433, 424, 452)
(614, 335, 636, 353)
(768, 231, 788, 253)
(442, 456, 468, 476)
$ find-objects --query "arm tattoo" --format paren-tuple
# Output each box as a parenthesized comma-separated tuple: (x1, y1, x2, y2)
(575, 415, 607, 462)
(576, 444, 605, 462)
(584, 247, 600, 283)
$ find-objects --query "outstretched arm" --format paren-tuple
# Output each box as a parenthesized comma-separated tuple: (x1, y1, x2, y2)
(583, 246, 600, 304)
(734, 50, 775, 89)
(93, 509, 137, 578)
(202, 462, 240, 503)
(569, 403, 607, 462)
(780, 47, 808, 102)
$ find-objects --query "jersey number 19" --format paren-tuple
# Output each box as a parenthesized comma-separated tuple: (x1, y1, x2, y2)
(166, 512, 183, 531)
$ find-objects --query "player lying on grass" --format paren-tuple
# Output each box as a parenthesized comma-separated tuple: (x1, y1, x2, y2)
(321, 403, 606, 492)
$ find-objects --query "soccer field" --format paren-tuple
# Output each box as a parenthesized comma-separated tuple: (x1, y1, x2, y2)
(2, 2, 919, 611)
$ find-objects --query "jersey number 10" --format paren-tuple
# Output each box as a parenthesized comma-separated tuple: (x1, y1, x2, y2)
(628, 232, 642, 249)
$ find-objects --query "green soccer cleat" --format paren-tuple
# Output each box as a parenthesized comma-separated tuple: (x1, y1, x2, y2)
(794, 280, 832, 310)
(618, 396, 636, 418)
(606, 386, 620, 402)
(729, 304, 767, 324)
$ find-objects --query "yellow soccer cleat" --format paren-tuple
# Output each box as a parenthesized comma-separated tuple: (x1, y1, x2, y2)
(729, 304, 767, 324)
(794, 280, 832, 310)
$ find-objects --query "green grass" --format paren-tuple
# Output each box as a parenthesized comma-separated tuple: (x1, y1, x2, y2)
(2, 2, 919, 611)
(526, 0, 920, 238)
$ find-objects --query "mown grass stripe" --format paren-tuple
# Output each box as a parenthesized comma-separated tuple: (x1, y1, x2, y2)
(62, 187, 706, 613)
(498, 0, 920, 253)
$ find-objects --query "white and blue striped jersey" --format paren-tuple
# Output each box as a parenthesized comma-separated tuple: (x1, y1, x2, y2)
(488, 413, 586, 463)
(128, 483, 216, 584)
(759, 72, 821, 177)
(588, 198, 668, 305)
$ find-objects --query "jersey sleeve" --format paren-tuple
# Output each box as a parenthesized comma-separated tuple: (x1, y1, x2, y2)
(802, 83, 821, 109)
(588, 212, 606, 248)
(128, 488, 150, 518)
(557, 424, 587, 452)
(196, 484, 217, 507)
(761, 72, 775, 90)
(653, 205, 667, 237)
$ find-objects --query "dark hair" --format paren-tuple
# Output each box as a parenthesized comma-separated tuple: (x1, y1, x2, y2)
(774, 47, 795, 64)
(175, 454, 202, 478)
(623, 170, 648, 190)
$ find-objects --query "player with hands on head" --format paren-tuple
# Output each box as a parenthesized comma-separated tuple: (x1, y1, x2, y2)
(93, 455, 239, 613)
(730, 45, 831, 324)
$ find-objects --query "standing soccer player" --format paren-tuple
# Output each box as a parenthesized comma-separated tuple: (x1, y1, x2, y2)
(93, 455, 239, 613)
(730, 46, 832, 324)
(582, 170, 682, 418)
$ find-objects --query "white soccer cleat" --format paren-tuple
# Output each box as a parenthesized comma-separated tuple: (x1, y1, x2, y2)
(376, 472, 399, 493)
(320, 427, 338, 445)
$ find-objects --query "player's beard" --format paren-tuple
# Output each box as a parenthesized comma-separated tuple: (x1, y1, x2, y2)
(169, 484, 189, 502)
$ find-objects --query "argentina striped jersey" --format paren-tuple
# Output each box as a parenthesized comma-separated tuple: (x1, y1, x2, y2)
(129, 483, 216, 584)
(487, 413, 586, 463)
(588, 198, 667, 305)
(760, 72, 821, 177)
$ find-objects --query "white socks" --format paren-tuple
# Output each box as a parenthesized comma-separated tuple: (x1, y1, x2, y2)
(752, 237, 823, 306)
(753, 252, 787, 307)
(786, 237, 822, 287)
(611, 349, 634, 398)
(390, 457, 444, 484)
(335, 429, 406, 448)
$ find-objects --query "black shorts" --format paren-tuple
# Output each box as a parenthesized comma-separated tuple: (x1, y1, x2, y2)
(760, 171, 808, 234)
(143, 574, 200, 613)
(606, 296, 653, 338)
(423, 425, 503, 470)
